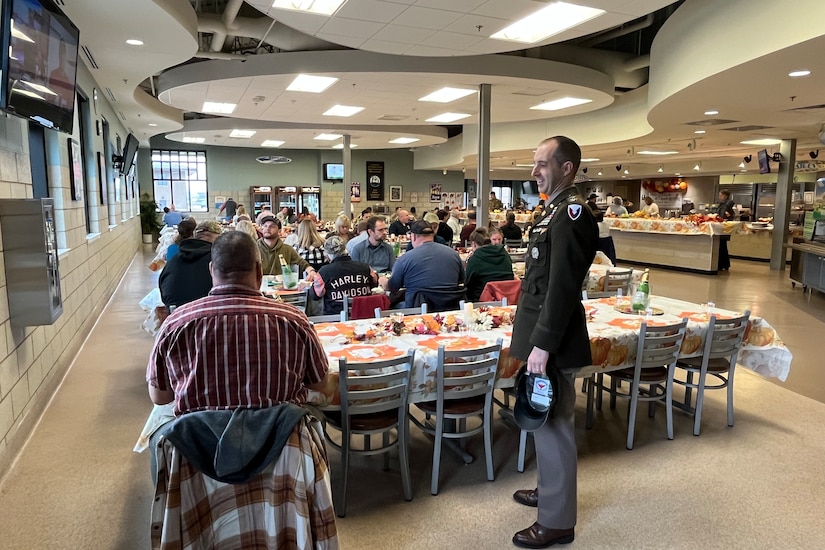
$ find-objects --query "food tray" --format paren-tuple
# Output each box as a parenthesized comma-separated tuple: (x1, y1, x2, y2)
(614, 304, 664, 315)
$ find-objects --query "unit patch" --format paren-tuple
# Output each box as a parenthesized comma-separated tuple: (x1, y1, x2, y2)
(568, 204, 582, 220)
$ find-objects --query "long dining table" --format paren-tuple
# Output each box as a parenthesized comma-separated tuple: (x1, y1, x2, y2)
(135, 297, 792, 450)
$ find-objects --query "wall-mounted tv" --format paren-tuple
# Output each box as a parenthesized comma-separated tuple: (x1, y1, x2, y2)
(521, 180, 538, 194)
(323, 162, 344, 181)
(0, 0, 80, 134)
(121, 133, 139, 176)
(757, 148, 770, 174)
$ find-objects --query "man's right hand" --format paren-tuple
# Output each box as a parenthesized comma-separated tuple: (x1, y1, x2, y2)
(526, 346, 552, 375)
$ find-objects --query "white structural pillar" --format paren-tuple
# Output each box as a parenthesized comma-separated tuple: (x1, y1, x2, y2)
(343, 134, 352, 219)
(770, 138, 796, 270)
(476, 83, 492, 229)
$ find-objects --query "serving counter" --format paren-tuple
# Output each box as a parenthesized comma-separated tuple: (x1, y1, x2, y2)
(788, 241, 825, 296)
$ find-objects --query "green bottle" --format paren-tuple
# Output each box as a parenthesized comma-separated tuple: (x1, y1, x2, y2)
(631, 269, 650, 311)
(393, 240, 400, 257)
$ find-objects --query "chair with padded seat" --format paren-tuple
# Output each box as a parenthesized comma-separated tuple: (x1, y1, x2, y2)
(479, 279, 521, 305)
(410, 339, 502, 494)
(343, 293, 390, 320)
(590, 318, 687, 449)
(673, 310, 750, 435)
(321, 350, 415, 517)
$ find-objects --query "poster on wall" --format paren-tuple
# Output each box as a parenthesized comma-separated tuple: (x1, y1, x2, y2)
(430, 183, 442, 202)
(68, 139, 84, 201)
(96, 151, 108, 206)
(649, 191, 683, 210)
(351, 182, 361, 202)
(390, 186, 402, 202)
(366, 161, 385, 201)
(215, 196, 226, 210)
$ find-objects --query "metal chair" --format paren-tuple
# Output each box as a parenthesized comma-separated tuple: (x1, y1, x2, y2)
(673, 310, 750, 435)
(590, 319, 687, 449)
(307, 311, 347, 323)
(586, 269, 632, 299)
(411, 339, 502, 494)
(459, 299, 507, 309)
(504, 238, 523, 248)
(321, 350, 415, 516)
(374, 304, 427, 317)
(279, 288, 308, 312)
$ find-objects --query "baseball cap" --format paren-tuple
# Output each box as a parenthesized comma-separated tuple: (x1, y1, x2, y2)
(258, 215, 279, 227)
(324, 235, 348, 257)
(513, 365, 556, 432)
(194, 220, 223, 236)
(423, 212, 439, 223)
(588, 193, 598, 200)
(409, 219, 435, 235)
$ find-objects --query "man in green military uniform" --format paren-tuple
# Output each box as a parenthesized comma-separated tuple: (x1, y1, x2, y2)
(509, 136, 598, 548)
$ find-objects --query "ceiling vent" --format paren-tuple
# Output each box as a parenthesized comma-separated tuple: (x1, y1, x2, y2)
(684, 118, 738, 126)
(788, 103, 825, 111)
(256, 156, 292, 164)
(721, 125, 773, 132)
(378, 114, 408, 121)
(105, 88, 117, 102)
(80, 45, 99, 69)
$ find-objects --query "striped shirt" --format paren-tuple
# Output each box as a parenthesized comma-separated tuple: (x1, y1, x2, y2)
(147, 284, 328, 416)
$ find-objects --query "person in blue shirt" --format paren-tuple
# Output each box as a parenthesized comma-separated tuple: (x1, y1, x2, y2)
(350, 216, 395, 274)
(162, 205, 183, 227)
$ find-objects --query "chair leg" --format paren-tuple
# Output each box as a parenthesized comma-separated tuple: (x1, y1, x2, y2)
(627, 380, 639, 450)
(517, 430, 528, 473)
(399, 413, 413, 501)
(484, 408, 494, 482)
(431, 414, 444, 495)
(338, 432, 350, 517)
(610, 377, 618, 410)
(684, 371, 694, 408)
(585, 376, 595, 429)
(666, 373, 675, 440)
(693, 370, 708, 436)
(383, 431, 390, 471)
(596, 373, 604, 410)
(727, 367, 735, 427)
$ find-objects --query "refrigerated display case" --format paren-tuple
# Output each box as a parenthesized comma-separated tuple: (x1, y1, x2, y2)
(250, 186, 273, 219)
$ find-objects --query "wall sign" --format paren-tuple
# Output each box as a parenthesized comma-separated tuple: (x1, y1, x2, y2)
(366, 161, 385, 201)
(430, 183, 442, 202)
(351, 182, 361, 202)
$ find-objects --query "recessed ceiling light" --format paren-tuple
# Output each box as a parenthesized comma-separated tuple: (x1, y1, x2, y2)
(694, 163, 701, 171)
(530, 97, 592, 111)
(637, 150, 678, 155)
(704, 110, 719, 116)
(623, 169, 629, 175)
(675, 172, 681, 176)
(202, 101, 236, 114)
(148, 123, 158, 127)
(286, 74, 338, 93)
(425, 112, 471, 123)
(741, 138, 782, 145)
(314, 133, 342, 141)
(739, 161, 746, 168)
(182, 137, 205, 144)
(271, 0, 346, 16)
(491, 1, 605, 44)
(229, 129, 256, 138)
(694, 130, 706, 134)
(389, 137, 419, 144)
(789, 70, 811, 78)
(323, 105, 364, 117)
(657, 165, 664, 173)
(597, 170, 603, 176)
(125, 39, 144, 46)
(419, 87, 476, 103)
(261, 140, 285, 147)
(332, 143, 358, 149)
(581, 158, 600, 162)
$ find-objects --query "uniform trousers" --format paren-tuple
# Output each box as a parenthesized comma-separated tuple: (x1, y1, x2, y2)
(535, 370, 577, 529)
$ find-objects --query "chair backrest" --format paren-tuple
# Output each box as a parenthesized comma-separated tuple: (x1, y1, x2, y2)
(459, 299, 507, 309)
(635, 319, 688, 372)
(346, 294, 390, 320)
(410, 287, 465, 313)
(338, 350, 414, 418)
(436, 339, 502, 404)
(479, 279, 522, 304)
(603, 269, 633, 293)
(374, 305, 427, 318)
(279, 289, 308, 312)
(702, 310, 751, 363)
(504, 238, 523, 248)
(307, 311, 347, 324)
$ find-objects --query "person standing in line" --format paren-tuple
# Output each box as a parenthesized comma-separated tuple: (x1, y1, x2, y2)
(219, 197, 237, 220)
(714, 189, 736, 271)
(509, 136, 598, 549)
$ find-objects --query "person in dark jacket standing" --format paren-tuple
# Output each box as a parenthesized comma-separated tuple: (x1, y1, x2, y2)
(464, 228, 514, 301)
(159, 221, 222, 308)
(714, 189, 735, 271)
(509, 136, 598, 549)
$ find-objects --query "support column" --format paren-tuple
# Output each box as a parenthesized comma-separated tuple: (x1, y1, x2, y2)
(343, 134, 352, 219)
(770, 138, 796, 270)
(476, 83, 491, 230)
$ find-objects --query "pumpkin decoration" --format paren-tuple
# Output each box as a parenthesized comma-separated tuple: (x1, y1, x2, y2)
(596, 275, 606, 290)
(606, 344, 629, 366)
(590, 337, 611, 365)
(747, 324, 774, 347)
(681, 333, 703, 355)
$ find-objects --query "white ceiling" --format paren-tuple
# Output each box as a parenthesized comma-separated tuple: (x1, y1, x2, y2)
(60, 0, 825, 181)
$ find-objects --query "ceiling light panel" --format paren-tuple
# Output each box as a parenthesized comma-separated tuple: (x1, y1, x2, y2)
(286, 74, 339, 93)
(202, 101, 236, 114)
(314, 133, 343, 141)
(271, 0, 346, 16)
(323, 104, 365, 117)
(419, 87, 476, 103)
(332, 143, 358, 149)
(229, 129, 257, 138)
(425, 112, 471, 123)
(789, 70, 811, 77)
(741, 139, 782, 145)
(389, 137, 419, 144)
(637, 150, 678, 155)
(581, 158, 600, 162)
(182, 137, 205, 143)
(261, 140, 285, 147)
(490, 2, 605, 44)
(530, 97, 592, 111)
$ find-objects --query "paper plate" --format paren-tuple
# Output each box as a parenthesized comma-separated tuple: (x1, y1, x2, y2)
(614, 304, 664, 315)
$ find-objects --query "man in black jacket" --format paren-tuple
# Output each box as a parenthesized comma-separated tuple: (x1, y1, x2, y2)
(159, 221, 222, 308)
(509, 136, 598, 549)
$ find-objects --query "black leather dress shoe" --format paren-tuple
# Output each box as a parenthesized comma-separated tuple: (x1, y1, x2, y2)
(512, 523, 574, 548)
(513, 488, 538, 507)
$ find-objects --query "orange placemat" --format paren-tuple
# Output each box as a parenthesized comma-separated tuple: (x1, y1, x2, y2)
(417, 335, 490, 351)
(328, 345, 405, 363)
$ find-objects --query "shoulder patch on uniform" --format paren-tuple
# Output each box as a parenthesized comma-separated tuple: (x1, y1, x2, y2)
(568, 204, 582, 220)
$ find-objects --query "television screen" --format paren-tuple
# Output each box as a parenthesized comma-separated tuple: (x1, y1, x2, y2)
(324, 162, 344, 181)
(0, 0, 79, 134)
(757, 149, 770, 174)
(521, 180, 538, 194)
(121, 133, 139, 176)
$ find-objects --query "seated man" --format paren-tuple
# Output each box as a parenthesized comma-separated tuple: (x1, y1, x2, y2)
(383, 220, 464, 309)
(405, 212, 449, 251)
(459, 210, 477, 245)
(148, 231, 329, 415)
(312, 236, 378, 315)
(388, 209, 411, 236)
(256, 215, 317, 280)
(159, 221, 222, 308)
(464, 228, 514, 302)
(350, 216, 396, 274)
(436, 209, 454, 244)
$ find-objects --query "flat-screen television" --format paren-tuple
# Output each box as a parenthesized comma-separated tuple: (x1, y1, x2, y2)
(757, 149, 770, 174)
(0, 0, 80, 134)
(521, 180, 538, 194)
(323, 162, 344, 181)
(121, 133, 139, 176)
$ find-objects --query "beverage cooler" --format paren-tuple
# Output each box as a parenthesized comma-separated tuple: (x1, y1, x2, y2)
(250, 185, 322, 219)
(250, 186, 274, 219)
(298, 186, 321, 218)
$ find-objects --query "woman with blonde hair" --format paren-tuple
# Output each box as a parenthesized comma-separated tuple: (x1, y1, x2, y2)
(232, 205, 248, 223)
(293, 219, 328, 271)
(234, 220, 259, 241)
(332, 214, 354, 242)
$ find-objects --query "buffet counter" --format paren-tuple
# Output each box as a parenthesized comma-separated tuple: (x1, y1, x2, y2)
(728, 224, 801, 261)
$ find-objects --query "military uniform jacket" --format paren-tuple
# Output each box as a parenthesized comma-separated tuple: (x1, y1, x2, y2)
(510, 187, 598, 371)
